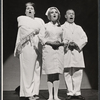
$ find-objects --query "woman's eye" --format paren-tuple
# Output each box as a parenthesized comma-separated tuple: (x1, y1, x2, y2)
(26, 8, 30, 10)
(26, 7, 33, 10)
(55, 11, 58, 13)
(50, 11, 54, 14)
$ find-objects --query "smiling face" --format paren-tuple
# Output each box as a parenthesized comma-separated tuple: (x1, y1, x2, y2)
(25, 4, 35, 18)
(65, 9, 75, 23)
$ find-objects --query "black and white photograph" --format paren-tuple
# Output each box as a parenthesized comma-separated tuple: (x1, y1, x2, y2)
(3, 0, 98, 100)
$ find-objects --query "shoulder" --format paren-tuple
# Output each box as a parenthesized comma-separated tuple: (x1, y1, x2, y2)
(45, 22, 51, 27)
(61, 22, 66, 26)
(61, 22, 67, 29)
(61, 23, 65, 28)
(45, 22, 50, 25)
(74, 23, 82, 29)
(35, 17, 45, 23)
(17, 15, 27, 21)
(74, 24, 85, 32)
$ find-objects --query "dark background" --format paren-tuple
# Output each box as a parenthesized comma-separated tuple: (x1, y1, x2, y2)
(3, 0, 98, 89)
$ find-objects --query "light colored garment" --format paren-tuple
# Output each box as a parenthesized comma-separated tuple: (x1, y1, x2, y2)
(64, 68, 83, 95)
(42, 22, 64, 74)
(62, 22, 88, 96)
(62, 22, 88, 68)
(14, 16, 45, 97)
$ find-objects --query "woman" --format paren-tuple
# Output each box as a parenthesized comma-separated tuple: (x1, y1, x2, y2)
(40, 7, 64, 100)
(14, 2, 45, 100)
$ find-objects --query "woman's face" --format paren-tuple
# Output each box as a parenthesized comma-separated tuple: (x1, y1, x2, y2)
(25, 5, 35, 18)
(49, 9, 59, 22)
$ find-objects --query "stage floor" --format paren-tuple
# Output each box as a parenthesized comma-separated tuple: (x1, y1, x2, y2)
(3, 89, 98, 100)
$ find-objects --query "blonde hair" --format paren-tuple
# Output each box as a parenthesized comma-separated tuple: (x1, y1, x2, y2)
(46, 7, 61, 21)
(46, 7, 61, 26)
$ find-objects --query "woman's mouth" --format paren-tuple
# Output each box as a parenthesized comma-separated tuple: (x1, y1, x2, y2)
(53, 15, 56, 18)
(29, 11, 31, 13)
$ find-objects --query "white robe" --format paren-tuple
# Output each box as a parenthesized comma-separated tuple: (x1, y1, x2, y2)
(41, 22, 64, 74)
(14, 16, 45, 97)
(62, 22, 88, 68)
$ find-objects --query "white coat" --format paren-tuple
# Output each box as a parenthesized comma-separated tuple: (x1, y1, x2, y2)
(62, 22, 88, 68)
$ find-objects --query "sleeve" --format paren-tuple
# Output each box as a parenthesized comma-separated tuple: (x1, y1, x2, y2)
(74, 26, 88, 51)
(14, 27, 21, 57)
(61, 25, 70, 44)
(38, 19, 47, 45)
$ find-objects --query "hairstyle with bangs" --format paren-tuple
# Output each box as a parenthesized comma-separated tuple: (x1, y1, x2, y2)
(46, 7, 61, 26)
(47, 7, 61, 21)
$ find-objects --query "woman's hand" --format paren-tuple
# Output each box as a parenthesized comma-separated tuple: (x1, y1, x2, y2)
(16, 44, 22, 57)
(45, 41, 62, 50)
(45, 41, 52, 45)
